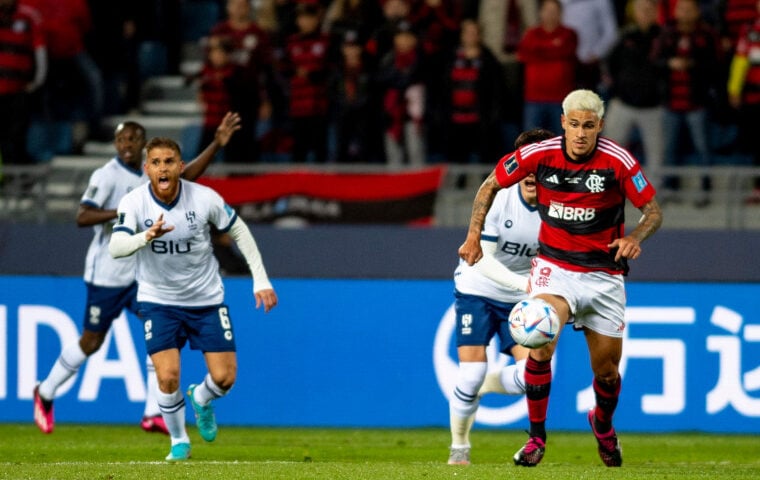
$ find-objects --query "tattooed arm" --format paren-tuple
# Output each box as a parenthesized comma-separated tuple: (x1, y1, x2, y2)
(457, 170, 503, 265)
(609, 198, 664, 262)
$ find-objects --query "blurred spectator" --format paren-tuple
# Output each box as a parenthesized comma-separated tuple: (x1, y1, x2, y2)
(256, 0, 299, 41)
(23, 0, 104, 147)
(282, 1, 331, 163)
(603, 0, 665, 187)
(717, 0, 757, 51)
(408, 0, 462, 162)
(133, 0, 183, 75)
(478, 0, 539, 66)
(210, 0, 273, 88)
(712, 0, 757, 154)
(254, 0, 279, 34)
(0, 0, 45, 165)
(440, 18, 504, 164)
(197, 36, 239, 162)
(658, 1, 720, 27)
(86, 2, 140, 115)
(654, 0, 721, 207)
(322, 0, 384, 62)
(409, 0, 461, 68)
(328, 29, 382, 162)
(478, 0, 539, 148)
(365, 0, 413, 70)
(726, 0, 760, 203)
(559, 0, 618, 90)
(376, 20, 427, 166)
(518, 0, 578, 134)
(208, 0, 275, 162)
(252, 0, 300, 161)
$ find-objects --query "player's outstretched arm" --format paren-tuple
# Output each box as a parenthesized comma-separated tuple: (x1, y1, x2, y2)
(213, 111, 243, 146)
(182, 112, 242, 181)
(110, 214, 174, 258)
(228, 217, 278, 313)
(473, 240, 530, 292)
(458, 170, 502, 266)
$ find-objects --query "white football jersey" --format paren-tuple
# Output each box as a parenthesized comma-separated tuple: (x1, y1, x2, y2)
(114, 179, 236, 306)
(454, 185, 540, 303)
(81, 157, 146, 287)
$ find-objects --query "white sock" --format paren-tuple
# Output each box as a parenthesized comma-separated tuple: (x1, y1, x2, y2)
(500, 359, 527, 395)
(143, 356, 161, 417)
(449, 411, 476, 448)
(156, 389, 190, 444)
(192, 373, 229, 406)
(478, 359, 527, 396)
(449, 362, 487, 446)
(479, 372, 507, 395)
(39, 343, 87, 400)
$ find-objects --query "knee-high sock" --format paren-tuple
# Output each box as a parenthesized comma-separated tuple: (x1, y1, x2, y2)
(39, 343, 87, 400)
(143, 355, 161, 417)
(479, 359, 527, 395)
(157, 389, 190, 444)
(525, 356, 552, 441)
(479, 372, 506, 395)
(592, 375, 621, 433)
(449, 362, 487, 447)
(191, 373, 229, 407)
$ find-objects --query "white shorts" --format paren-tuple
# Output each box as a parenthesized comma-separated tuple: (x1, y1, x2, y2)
(528, 257, 626, 338)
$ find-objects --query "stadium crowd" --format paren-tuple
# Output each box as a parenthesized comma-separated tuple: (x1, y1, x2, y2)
(2, 0, 760, 204)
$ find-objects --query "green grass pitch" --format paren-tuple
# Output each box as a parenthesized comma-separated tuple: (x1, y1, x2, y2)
(1, 424, 758, 479)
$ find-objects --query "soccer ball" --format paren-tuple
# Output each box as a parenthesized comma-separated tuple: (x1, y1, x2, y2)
(508, 298, 560, 348)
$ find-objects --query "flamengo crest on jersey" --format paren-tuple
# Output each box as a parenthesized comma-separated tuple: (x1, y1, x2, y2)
(81, 157, 146, 287)
(454, 185, 540, 303)
(113, 179, 237, 307)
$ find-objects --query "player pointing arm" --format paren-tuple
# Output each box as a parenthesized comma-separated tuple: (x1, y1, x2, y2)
(33, 112, 243, 436)
(109, 137, 276, 462)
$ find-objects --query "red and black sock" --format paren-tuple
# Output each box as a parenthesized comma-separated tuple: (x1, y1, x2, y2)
(592, 375, 621, 434)
(525, 355, 552, 441)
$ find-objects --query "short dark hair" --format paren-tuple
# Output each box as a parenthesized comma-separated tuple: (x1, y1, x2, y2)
(114, 121, 146, 139)
(145, 137, 182, 157)
(514, 128, 555, 148)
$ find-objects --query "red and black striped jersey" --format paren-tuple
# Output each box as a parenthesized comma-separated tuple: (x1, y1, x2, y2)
(0, 5, 44, 95)
(199, 63, 234, 128)
(284, 32, 330, 118)
(449, 50, 480, 124)
(209, 21, 272, 75)
(494, 136, 656, 274)
(720, 0, 758, 48)
(735, 18, 760, 105)
(656, 21, 720, 111)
